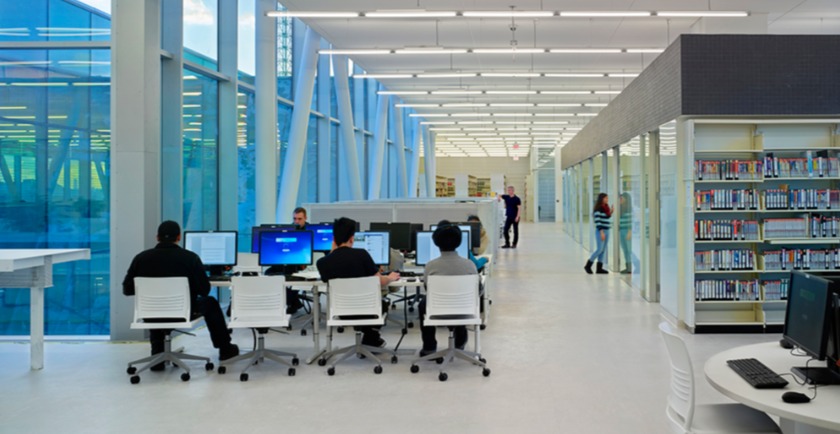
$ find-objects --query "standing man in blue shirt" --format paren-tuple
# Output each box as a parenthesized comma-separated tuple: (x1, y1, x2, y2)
(498, 185, 522, 248)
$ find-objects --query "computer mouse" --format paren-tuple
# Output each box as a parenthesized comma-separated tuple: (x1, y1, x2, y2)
(407, 278, 417, 282)
(782, 391, 811, 404)
(779, 338, 794, 349)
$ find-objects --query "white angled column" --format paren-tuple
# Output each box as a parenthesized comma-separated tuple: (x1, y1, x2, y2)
(394, 106, 408, 197)
(422, 125, 435, 197)
(254, 0, 277, 225)
(408, 118, 421, 197)
(218, 0, 238, 230)
(333, 55, 363, 200)
(316, 38, 331, 202)
(277, 26, 320, 220)
(368, 92, 389, 200)
(110, 0, 161, 341)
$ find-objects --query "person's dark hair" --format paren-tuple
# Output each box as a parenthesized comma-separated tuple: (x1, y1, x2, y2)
(594, 193, 609, 213)
(293, 207, 307, 217)
(467, 214, 480, 222)
(332, 217, 357, 245)
(157, 220, 181, 243)
(432, 220, 462, 252)
(620, 192, 632, 215)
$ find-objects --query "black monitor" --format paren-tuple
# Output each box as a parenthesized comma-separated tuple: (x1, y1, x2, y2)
(369, 222, 413, 251)
(184, 231, 238, 276)
(258, 230, 313, 266)
(457, 221, 482, 249)
(308, 223, 334, 252)
(414, 231, 470, 266)
(409, 223, 423, 252)
(353, 231, 390, 266)
(429, 224, 472, 254)
(252, 225, 294, 253)
(784, 271, 839, 384)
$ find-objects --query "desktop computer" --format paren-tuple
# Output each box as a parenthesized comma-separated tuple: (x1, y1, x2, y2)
(414, 230, 470, 266)
(307, 223, 334, 252)
(369, 222, 413, 252)
(183, 231, 238, 277)
(258, 230, 313, 266)
(783, 271, 840, 385)
(251, 225, 294, 253)
(352, 231, 390, 266)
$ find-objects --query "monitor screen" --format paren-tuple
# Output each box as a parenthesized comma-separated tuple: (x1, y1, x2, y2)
(415, 230, 470, 266)
(353, 231, 390, 266)
(458, 221, 482, 249)
(308, 223, 334, 251)
(369, 222, 413, 251)
(252, 225, 294, 253)
(428, 225, 472, 253)
(409, 223, 423, 252)
(183, 231, 238, 266)
(258, 230, 313, 266)
(784, 271, 833, 360)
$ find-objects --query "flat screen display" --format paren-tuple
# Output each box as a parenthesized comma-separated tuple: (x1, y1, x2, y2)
(353, 231, 390, 266)
(308, 223, 334, 251)
(183, 231, 238, 266)
(258, 230, 313, 266)
(415, 230, 469, 266)
(784, 271, 833, 360)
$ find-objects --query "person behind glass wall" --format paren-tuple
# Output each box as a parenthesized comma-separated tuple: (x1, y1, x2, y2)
(584, 193, 612, 274)
(466, 215, 489, 272)
(265, 207, 308, 314)
(497, 185, 522, 249)
(618, 193, 640, 274)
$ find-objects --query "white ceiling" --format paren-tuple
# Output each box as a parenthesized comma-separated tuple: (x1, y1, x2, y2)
(281, 0, 840, 157)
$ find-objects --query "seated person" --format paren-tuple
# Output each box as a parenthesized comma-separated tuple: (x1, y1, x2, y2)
(316, 217, 400, 347)
(122, 220, 239, 369)
(466, 215, 489, 272)
(264, 206, 308, 314)
(418, 221, 478, 357)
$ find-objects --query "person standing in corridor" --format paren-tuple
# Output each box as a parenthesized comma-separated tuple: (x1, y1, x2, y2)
(498, 185, 522, 249)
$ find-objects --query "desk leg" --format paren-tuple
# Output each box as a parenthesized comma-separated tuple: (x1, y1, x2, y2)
(306, 286, 326, 364)
(30, 285, 45, 370)
(780, 418, 837, 434)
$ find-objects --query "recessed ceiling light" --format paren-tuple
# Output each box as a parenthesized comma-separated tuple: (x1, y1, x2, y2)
(417, 73, 478, 78)
(481, 72, 541, 78)
(364, 11, 458, 18)
(462, 11, 555, 18)
(473, 48, 546, 54)
(395, 48, 469, 54)
(656, 11, 748, 17)
(549, 48, 623, 54)
(268, 11, 361, 18)
(559, 11, 652, 17)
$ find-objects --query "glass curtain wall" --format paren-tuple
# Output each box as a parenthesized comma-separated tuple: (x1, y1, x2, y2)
(659, 121, 679, 316)
(182, 71, 219, 231)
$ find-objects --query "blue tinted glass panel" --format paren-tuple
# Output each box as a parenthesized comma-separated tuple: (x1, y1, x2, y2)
(182, 70, 219, 230)
(183, 0, 218, 65)
(236, 87, 255, 250)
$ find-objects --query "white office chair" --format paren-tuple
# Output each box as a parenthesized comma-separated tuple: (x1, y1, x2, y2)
(233, 252, 260, 275)
(126, 277, 213, 384)
(317, 276, 398, 375)
(217, 276, 299, 381)
(658, 322, 781, 434)
(410, 274, 491, 382)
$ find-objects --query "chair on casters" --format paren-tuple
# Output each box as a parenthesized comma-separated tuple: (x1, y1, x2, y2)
(658, 322, 781, 434)
(218, 276, 299, 381)
(410, 275, 490, 382)
(126, 277, 213, 384)
(317, 276, 398, 375)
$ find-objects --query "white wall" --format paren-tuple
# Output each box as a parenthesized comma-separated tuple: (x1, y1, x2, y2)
(435, 156, 531, 221)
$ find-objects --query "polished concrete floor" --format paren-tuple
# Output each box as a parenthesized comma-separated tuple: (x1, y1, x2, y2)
(0, 223, 778, 433)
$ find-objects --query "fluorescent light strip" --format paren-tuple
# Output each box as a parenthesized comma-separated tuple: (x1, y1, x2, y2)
(356, 74, 414, 79)
(395, 49, 468, 54)
(482, 72, 541, 78)
(320, 49, 392, 55)
(442, 103, 487, 108)
(10, 82, 68, 87)
(431, 90, 482, 95)
(656, 11, 749, 17)
(472, 48, 546, 54)
(625, 49, 664, 54)
(544, 73, 604, 78)
(0, 106, 26, 110)
(607, 73, 639, 77)
(462, 11, 555, 18)
(268, 11, 360, 18)
(365, 11, 458, 18)
(537, 103, 582, 107)
(486, 90, 537, 95)
(395, 103, 440, 108)
(549, 48, 623, 54)
(559, 11, 651, 17)
(490, 103, 535, 107)
(417, 73, 478, 78)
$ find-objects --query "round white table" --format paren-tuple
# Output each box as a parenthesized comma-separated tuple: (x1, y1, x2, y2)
(704, 342, 840, 434)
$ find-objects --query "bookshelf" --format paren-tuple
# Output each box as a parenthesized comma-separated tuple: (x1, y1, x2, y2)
(435, 176, 448, 197)
(476, 177, 492, 197)
(687, 119, 840, 333)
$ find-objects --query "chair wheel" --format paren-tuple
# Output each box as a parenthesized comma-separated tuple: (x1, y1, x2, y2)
(300, 329, 307, 336)
(439, 372, 448, 382)
(327, 367, 335, 376)
(407, 322, 414, 328)
(402, 328, 408, 334)
(181, 372, 190, 382)
(317, 358, 327, 366)
(410, 365, 419, 373)
(435, 357, 444, 365)
(489, 300, 493, 305)
(288, 368, 296, 376)
(408, 307, 415, 313)
(240, 373, 249, 382)
(292, 357, 300, 366)
(286, 326, 292, 331)
(480, 324, 486, 330)
(218, 366, 227, 374)
(373, 365, 383, 374)
(483, 368, 491, 377)
(337, 327, 344, 333)
(130, 375, 140, 384)
(126, 366, 136, 375)
(390, 355, 398, 364)
(479, 357, 487, 363)
(205, 362, 214, 371)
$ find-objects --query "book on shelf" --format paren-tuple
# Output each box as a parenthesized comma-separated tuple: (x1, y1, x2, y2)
(762, 278, 790, 301)
(695, 189, 759, 210)
(763, 217, 809, 239)
(763, 152, 839, 178)
(695, 279, 760, 301)
(695, 249, 755, 271)
(694, 219, 760, 240)
(810, 215, 839, 238)
(764, 188, 840, 210)
(695, 159, 763, 180)
(762, 248, 840, 271)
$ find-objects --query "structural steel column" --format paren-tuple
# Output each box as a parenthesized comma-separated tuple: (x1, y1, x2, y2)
(422, 126, 435, 197)
(368, 92, 389, 199)
(394, 106, 408, 197)
(218, 0, 238, 230)
(254, 0, 277, 225)
(277, 26, 319, 220)
(316, 38, 331, 203)
(160, 0, 183, 223)
(333, 54, 363, 200)
(408, 119, 420, 197)
(109, 0, 161, 340)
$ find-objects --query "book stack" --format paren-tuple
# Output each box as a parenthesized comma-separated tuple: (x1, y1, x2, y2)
(763, 218, 809, 239)
(695, 160, 763, 180)
(763, 152, 839, 178)
(764, 188, 840, 210)
(695, 279, 760, 301)
(762, 279, 790, 301)
(694, 219, 760, 240)
(695, 189, 759, 210)
(810, 215, 840, 238)
(695, 249, 756, 271)
(762, 248, 840, 270)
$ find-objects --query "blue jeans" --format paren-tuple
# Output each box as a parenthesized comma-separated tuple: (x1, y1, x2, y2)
(589, 229, 609, 263)
(619, 229, 640, 270)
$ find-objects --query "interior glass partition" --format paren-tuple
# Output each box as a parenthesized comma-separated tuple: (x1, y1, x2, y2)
(659, 121, 679, 317)
(619, 136, 644, 288)
(581, 159, 592, 251)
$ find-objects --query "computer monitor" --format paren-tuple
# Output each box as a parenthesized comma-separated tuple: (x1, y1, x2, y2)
(369, 222, 413, 251)
(307, 223, 334, 252)
(409, 223, 423, 252)
(457, 221, 482, 249)
(414, 231, 470, 266)
(428, 225, 472, 254)
(783, 271, 839, 384)
(353, 231, 390, 266)
(184, 231, 238, 276)
(251, 225, 295, 253)
(258, 230, 313, 266)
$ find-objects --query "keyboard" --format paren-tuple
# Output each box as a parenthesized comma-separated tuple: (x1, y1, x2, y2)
(399, 271, 419, 277)
(726, 358, 789, 389)
(209, 275, 231, 282)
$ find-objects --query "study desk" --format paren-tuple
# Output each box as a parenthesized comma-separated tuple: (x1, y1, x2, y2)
(704, 342, 840, 434)
(0, 249, 91, 370)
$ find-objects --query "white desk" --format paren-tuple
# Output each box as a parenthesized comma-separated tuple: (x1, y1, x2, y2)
(0, 249, 91, 370)
(705, 342, 840, 434)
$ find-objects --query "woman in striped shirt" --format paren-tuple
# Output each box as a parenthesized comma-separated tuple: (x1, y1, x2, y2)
(618, 192, 640, 274)
(585, 193, 612, 274)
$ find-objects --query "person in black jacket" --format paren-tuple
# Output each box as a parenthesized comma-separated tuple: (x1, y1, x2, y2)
(123, 221, 238, 369)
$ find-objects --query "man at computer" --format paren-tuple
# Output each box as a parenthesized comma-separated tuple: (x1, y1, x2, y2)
(418, 221, 478, 357)
(316, 217, 400, 348)
(122, 221, 239, 369)
(265, 206, 308, 314)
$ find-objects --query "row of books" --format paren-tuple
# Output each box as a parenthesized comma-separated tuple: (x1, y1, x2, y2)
(694, 279, 760, 301)
(763, 153, 840, 178)
(763, 279, 790, 301)
(762, 249, 840, 271)
(695, 249, 756, 271)
(763, 218, 809, 239)
(695, 160, 763, 180)
(809, 215, 840, 238)
(764, 189, 840, 210)
(694, 219, 760, 240)
(695, 189, 759, 210)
